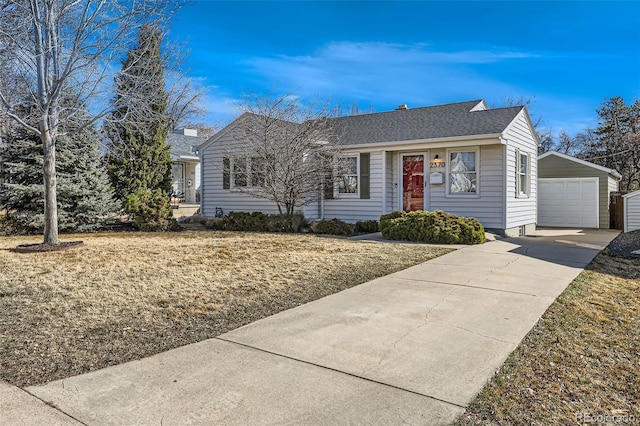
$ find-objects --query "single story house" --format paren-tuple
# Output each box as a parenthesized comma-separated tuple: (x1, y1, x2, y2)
(198, 100, 539, 236)
(623, 190, 640, 232)
(168, 129, 208, 217)
(538, 151, 621, 228)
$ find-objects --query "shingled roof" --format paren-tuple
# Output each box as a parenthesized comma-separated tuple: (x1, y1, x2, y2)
(167, 132, 208, 160)
(326, 100, 524, 145)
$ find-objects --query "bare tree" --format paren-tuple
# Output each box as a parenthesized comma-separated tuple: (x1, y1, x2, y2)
(230, 91, 343, 215)
(496, 96, 543, 129)
(537, 129, 555, 155)
(554, 130, 586, 156)
(338, 101, 375, 116)
(0, 0, 184, 245)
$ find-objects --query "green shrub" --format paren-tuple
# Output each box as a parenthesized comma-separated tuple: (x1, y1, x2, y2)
(204, 212, 306, 233)
(354, 220, 379, 234)
(379, 211, 406, 236)
(264, 213, 307, 233)
(180, 214, 207, 225)
(380, 210, 486, 244)
(311, 218, 354, 236)
(222, 211, 268, 231)
(125, 189, 173, 231)
(205, 218, 223, 230)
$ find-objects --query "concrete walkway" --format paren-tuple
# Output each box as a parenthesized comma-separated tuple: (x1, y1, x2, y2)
(9, 229, 619, 425)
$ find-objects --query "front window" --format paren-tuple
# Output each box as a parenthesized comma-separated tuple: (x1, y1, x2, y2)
(449, 150, 477, 194)
(233, 158, 247, 187)
(338, 156, 358, 194)
(251, 157, 266, 187)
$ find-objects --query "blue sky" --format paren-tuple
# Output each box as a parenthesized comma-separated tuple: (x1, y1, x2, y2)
(170, 1, 640, 136)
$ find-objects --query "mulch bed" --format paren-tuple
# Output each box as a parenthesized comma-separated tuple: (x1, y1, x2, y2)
(13, 241, 85, 253)
(605, 230, 640, 259)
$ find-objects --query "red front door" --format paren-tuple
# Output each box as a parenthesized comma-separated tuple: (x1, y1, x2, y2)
(402, 155, 424, 211)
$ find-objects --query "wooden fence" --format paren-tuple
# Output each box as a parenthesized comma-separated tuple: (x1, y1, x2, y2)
(609, 193, 624, 230)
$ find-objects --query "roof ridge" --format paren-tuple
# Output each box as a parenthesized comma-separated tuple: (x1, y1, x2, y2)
(477, 105, 524, 112)
(330, 99, 485, 121)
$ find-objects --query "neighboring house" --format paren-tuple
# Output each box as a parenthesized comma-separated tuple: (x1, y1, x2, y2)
(538, 151, 621, 229)
(167, 128, 209, 216)
(623, 190, 640, 232)
(198, 100, 539, 236)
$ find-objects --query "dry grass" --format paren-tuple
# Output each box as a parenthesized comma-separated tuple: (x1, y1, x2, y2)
(0, 231, 450, 387)
(456, 252, 640, 425)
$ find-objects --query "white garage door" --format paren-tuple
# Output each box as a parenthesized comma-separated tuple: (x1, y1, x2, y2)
(538, 178, 599, 228)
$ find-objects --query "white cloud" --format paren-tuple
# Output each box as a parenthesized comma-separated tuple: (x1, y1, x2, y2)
(243, 41, 536, 108)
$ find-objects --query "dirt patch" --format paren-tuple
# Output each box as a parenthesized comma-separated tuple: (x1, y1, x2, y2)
(0, 231, 451, 387)
(13, 241, 85, 253)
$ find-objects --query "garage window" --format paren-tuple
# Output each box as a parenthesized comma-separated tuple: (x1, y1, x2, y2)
(516, 150, 530, 198)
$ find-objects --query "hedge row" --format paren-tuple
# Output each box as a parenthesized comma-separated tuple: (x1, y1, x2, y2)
(202, 212, 380, 236)
(205, 212, 307, 233)
(199, 210, 484, 245)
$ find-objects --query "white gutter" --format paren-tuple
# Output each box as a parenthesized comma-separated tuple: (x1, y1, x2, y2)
(342, 133, 503, 150)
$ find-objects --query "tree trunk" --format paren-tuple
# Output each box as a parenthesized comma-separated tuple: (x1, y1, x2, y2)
(41, 126, 59, 244)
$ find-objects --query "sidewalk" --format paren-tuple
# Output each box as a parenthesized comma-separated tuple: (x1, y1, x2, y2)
(8, 229, 619, 425)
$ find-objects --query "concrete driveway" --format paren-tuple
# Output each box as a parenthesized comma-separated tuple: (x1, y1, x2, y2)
(11, 228, 618, 425)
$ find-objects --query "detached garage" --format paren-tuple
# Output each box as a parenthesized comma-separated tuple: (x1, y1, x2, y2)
(538, 151, 621, 229)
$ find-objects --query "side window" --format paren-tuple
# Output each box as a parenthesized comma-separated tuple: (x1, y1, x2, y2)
(516, 150, 530, 197)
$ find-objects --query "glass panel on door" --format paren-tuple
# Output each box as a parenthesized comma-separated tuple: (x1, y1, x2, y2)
(402, 155, 424, 211)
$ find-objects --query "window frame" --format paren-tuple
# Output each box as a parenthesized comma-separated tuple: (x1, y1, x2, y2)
(516, 149, 531, 198)
(446, 147, 479, 197)
(250, 156, 266, 188)
(226, 157, 266, 191)
(232, 157, 248, 188)
(336, 154, 360, 197)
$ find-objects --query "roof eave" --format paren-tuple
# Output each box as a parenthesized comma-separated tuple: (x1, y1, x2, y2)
(341, 133, 504, 150)
(175, 155, 200, 162)
(622, 189, 640, 199)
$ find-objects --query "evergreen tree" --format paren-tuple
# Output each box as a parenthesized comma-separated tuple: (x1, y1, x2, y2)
(105, 24, 173, 203)
(581, 97, 640, 191)
(0, 120, 117, 233)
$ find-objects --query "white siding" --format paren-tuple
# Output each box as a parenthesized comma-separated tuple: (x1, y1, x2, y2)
(608, 176, 619, 195)
(323, 150, 384, 222)
(504, 111, 538, 229)
(428, 144, 505, 229)
(385, 151, 395, 214)
(195, 163, 201, 191)
(389, 152, 400, 212)
(624, 191, 640, 232)
(200, 131, 284, 218)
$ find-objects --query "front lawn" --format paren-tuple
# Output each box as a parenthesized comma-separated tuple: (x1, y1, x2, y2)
(456, 251, 640, 424)
(0, 231, 451, 387)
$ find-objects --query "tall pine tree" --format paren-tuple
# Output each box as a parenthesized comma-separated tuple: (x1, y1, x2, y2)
(581, 97, 640, 192)
(105, 24, 173, 203)
(0, 108, 117, 233)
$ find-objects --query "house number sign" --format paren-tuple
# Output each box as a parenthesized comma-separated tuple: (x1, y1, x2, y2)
(429, 161, 445, 169)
